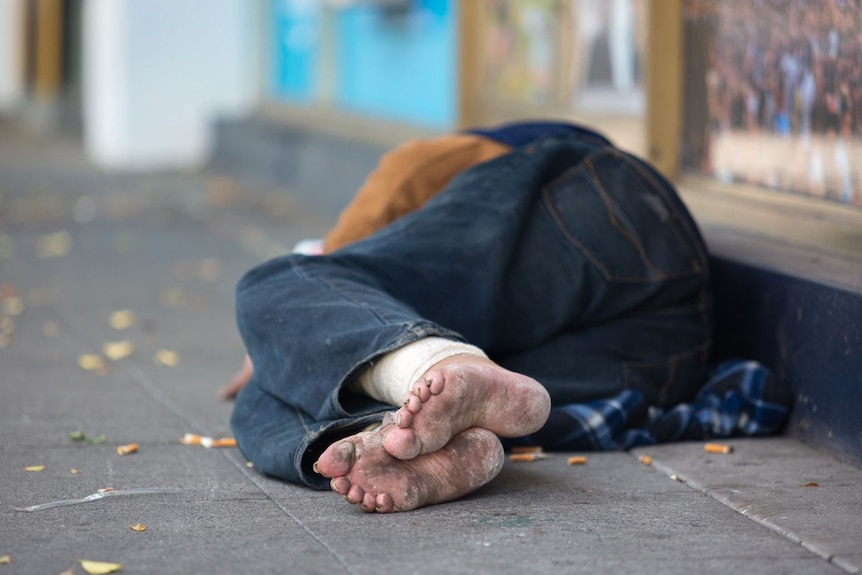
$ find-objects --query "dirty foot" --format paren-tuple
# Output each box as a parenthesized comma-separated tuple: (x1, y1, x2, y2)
(314, 427, 504, 513)
(382, 354, 551, 460)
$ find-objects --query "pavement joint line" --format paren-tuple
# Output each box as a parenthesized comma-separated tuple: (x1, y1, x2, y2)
(45, 215, 359, 575)
(216, 448, 360, 575)
(640, 453, 858, 575)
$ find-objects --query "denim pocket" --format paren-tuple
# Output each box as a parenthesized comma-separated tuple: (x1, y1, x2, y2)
(543, 149, 701, 283)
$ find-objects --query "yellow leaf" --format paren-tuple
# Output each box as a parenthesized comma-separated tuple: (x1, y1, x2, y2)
(1, 296, 23, 316)
(109, 310, 136, 330)
(128, 523, 147, 532)
(78, 354, 106, 371)
(78, 559, 122, 574)
(159, 288, 186, 308)
(0, 554, 10, 564)
(153, 349, 180, 367)
(37, 231, 72, 258)
(25, 465, 45, 472)
(102, 340, 134, 361)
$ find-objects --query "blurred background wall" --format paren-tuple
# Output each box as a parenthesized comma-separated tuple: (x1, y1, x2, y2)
(0, 0, 649, 169)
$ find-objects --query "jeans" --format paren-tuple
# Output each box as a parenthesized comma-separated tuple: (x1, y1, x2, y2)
(231, 133, 713, 488)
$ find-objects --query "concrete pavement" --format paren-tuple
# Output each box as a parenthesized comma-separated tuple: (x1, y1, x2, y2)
(1, 125, 860, 574)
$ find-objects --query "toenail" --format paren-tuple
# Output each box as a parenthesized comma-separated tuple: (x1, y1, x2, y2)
(312, 461, 320, 474)
(425, 379, 432, 386)
(376, 503, 383, 510)
(395, 412, 402, 426)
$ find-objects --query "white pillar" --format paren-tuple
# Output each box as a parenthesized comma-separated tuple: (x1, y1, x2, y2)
(0, 0, 26, 112)
(82, 0, 259, 170)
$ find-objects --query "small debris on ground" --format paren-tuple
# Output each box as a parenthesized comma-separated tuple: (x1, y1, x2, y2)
(78, 559, 122, 574)
(116, 443, 138, 456)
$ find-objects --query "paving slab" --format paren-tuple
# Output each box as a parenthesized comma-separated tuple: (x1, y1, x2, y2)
(0, 125, 859, 574)
(633, 439, 862, 574)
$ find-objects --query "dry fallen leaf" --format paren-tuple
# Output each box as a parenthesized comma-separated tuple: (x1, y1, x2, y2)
(59, 567, 75, 575)
(78, 354, 106, 371)
(1, 296, 23, 316)
(109, 310, 136, 330)
(159, 288, 186, 308)
(25, 465, 45, 472)
(78, 559, 122, 574)
(102, 340, 134, 361)
(37, 231, 72, 258)
(128, 523, 147, 532)
(153, 349, 180, 367)
(0, 554, 10, 564)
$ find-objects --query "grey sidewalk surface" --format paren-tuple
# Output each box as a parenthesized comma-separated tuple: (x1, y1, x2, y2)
(1, 126, 860, 575)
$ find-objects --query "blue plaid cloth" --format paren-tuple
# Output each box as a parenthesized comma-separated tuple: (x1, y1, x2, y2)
(504, 360, 791, 452)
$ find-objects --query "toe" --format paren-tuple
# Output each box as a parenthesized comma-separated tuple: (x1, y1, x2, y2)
(360, 492, 376, 512)
(402, 394, 422, 413)
(426, 372, 445, 395)
(395, 408, 414, 428)
(383, 427, 422, 460)
(413, 381, 431, 401)
(317, 439, 356, 477)
(375, 493, 394, 513)
(330, 476, 351, 495)
(346, 484, 365, 504)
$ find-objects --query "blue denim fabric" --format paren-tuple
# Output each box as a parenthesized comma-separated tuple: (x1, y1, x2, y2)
(231, 133, 712, 488)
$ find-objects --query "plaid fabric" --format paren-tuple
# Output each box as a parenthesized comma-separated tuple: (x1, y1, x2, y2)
(505, 360, 792, 452)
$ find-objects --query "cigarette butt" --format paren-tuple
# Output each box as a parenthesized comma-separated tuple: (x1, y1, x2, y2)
(117, 443, 139, 456)
(70, 468, 81, 475)
(98, 487, 114, 493)
(670, 474, 684, 482)
(510, 453, 548, 462)
(567, 456, 588, 466)
(638, 455, 653, 466)
(180, 433, 202, 445)
(201, 437, 236, 448)
(511, 446, 543, 454)
(210, 438, 237, 448)
(704, 443, 733, 454)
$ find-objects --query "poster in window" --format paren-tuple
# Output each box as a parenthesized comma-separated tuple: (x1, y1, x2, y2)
(683, 0, 862, 206)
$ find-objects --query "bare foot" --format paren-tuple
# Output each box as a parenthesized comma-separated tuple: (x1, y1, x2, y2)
(382, 355, 550, 460)
(314, 427, 503, 513)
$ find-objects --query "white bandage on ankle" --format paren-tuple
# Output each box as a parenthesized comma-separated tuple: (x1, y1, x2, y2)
(350, 337, 487, 406)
